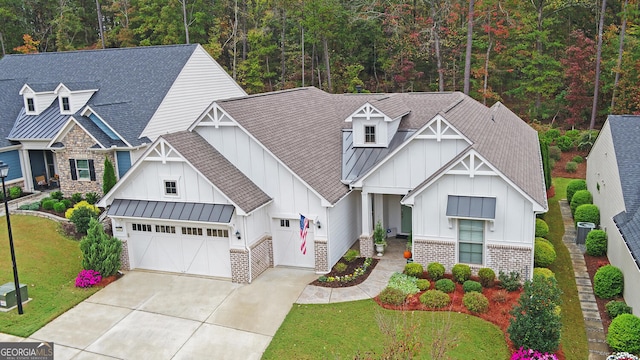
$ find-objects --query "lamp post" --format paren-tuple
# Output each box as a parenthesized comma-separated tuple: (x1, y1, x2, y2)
(0, 161, 23, 314)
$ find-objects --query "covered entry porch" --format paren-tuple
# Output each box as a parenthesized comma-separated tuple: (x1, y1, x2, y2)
(358, 191, 412, 257)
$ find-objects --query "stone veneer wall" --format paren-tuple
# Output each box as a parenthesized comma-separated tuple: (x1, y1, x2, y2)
(413, 238, 457, 271)
(486, 244, 533, 279)
(119, 239, 131, 271)
(250, 235, 273, 280)
(359, 234, 374, 258)
(230, 248, 250, 284)
(314, 239, 329, 273)
(56, 124, 115, 196)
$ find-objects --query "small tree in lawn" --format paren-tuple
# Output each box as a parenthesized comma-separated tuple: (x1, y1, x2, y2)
(103, 157, 117, 195)
(80, 218, 122, 277)
(508, 275, 563, 353)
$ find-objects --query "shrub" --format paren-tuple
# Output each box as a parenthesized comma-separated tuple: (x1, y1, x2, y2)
(343, 249, 359, 262)
(578, 130, 599, 152)
(534, 238, 557, 268)
(9, 186, 21, 199)
(334, 262, 348, 273)
(574, 204, 600, 227)
(70, 206, 99, 234)
(607, 314, 640, 354)
(544, 128, 561, 142)
(435, 279, 455, 293)
(85, 192, 99, 205)
(585, 230, 607, 256)
(556, 135, 574, 151)
(566, 179, 587, 204)
(535, 218, 549, 238)
(606, 301, 633, 319)
(61, 199, 72, 208)
(41, 199, 56, 210)
(50, 190, 64, 200)
(536, 237, 555, 250)
(75, 269, 102, 288)
(478, 267, 496, 287)
(492, 290, 508, 303)
(565, 129, 581, 142)
(463, 280, 483, 293)
(565, 161, 577, 173)
(606, 353, 639, 360)
(53, 201, 66, 213)
(533, 268, 556, 280)
(80, 218, 122, 277)
(427, 262, 445, 280)
(387, 272, 420, 295)
(572, 155, 584, 163)
(548, 146, 562, 161)
(499, 271, 522, 292)
(416, 279, 430, 291)
(452, 264, 471, 283)
(511, 347, 559, 360)
(65, 200, 100, 219)
(379, 286, 406, 306)
(594, 265, 624, 299)
(404, 263, 424, 278)
(570, 189, 593, 215)
(103, 157, 117, 195)
(463, 292, 489, 313)
(71, 192, 83, 203)
(508, 276, 562, 353)
(419, 290, 451, 309)
(18, 202, 40, 211)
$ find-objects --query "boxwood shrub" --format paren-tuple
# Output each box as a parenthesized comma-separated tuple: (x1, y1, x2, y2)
(607, 314, 640, 354)
(585, 230, 607, 257)
(574, 204, 600, 227)
(463, 292, 489, 313)
(594, 265, 624, 299)
(9, 186, 21, 199)
(536, 237, 555, 250)
(535, 218, 549, 238)
(572, 155, 584, 163)
(53, 201, 66, 213)
(606, 301, 633, 319)
(427, 262, 445, 280)
(41, 198, 56, 210)
(533, 267, 556, 280)
(565, 161, 577, 173)
(379, 286, 406, 306)
(419, 289, 451, 309)
(534, 238, 557, 268)
(566, 179, 587, 204)
(404, 263, 424, 278)
(478, 267, 495, 287)
(570, 189, 593, 215)
(435, 278, 456, 293)
(452, 263, 471, 283)
(463, 280, 483, 293)
(416, 279, 430, 291)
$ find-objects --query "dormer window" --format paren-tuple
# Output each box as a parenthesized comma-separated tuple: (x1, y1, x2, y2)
(365, 126, 376, 143)
(61, 97, 70, 112)
(26, 98, 35, 112)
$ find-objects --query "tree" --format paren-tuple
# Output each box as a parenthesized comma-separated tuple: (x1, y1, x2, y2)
(463, 0, 475, 95)
(590, 0, 607, 130)
(80, 218, 122, 277)
(562, 31, 595, 127)
(103, 156, 117, 195)
(13, 34, 40, 54)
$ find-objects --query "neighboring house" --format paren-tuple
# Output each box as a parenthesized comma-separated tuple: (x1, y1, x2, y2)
(0, 44, 246, 195)
(98, 87, 547, 283)
(586, 115, 640, 316)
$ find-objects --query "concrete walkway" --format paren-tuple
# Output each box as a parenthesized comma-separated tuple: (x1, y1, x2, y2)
(559, 200, 608, 360)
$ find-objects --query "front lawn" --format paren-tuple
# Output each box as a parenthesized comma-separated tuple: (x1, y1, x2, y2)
(263, 299, 509, 359)
(0, 215, 99, 337)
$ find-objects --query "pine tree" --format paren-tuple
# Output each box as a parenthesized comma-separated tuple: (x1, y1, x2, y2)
(103, 156, 117, 195)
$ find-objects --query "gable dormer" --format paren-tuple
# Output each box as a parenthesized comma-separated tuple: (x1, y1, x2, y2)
(345, 98, 410, 148)
(54, 83, 98, 114)
(19, 84, 57, 115)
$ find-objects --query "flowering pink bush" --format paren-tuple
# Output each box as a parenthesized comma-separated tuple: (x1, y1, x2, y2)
(511, 347, 559, 360)
(75, 269, 102, 288)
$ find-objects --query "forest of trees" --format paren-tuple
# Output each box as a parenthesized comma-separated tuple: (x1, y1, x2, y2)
(1, 0, 640, 129)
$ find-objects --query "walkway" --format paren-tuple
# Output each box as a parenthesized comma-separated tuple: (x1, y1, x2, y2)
(559, 200, 608, 360)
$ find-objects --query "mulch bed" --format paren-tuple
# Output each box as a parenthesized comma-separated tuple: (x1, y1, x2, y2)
(584, 254, 620, 337)
(309, 257, 379, 288)
(551, 149, 588, 179)
(97, 272, 124, 287)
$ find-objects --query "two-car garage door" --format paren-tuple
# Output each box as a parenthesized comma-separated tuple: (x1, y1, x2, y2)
(127, 222, 231, 278)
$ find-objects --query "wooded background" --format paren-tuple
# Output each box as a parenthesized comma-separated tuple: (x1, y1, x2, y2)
(1, 0, 639, 129)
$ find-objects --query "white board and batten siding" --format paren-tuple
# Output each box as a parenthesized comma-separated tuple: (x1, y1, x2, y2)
(141, 45, 246, 141)
(327, 191, 361, 267)
(587, 122, 640, 316)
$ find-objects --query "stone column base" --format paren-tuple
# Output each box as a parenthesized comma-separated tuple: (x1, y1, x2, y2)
(315, 239, 329, 273)
(359, 234, 373, 258)
(230, 248, 250, 284)
(119, 239, 130, 271)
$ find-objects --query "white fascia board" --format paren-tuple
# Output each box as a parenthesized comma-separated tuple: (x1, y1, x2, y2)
(415, 114, 472, 143)
(81, 106, 132, 147)
(54, 83, 98, 94)
(46, 116, 105, 149)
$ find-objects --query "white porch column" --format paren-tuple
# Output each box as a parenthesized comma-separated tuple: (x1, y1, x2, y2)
(20, 149, 33, 191)
(373, 193, 384, 228)
(361, 191, 370, 235)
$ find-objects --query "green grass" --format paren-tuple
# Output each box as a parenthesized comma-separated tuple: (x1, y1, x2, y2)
(543, 178, 588, 360)
(263, 299, 508, 359)
(0, 215, 99, 337)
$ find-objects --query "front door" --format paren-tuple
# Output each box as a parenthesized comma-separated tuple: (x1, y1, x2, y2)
(401, 205, 412, 234)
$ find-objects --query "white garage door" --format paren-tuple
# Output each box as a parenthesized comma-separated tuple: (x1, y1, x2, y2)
(128, 223, 231, 278)
(273, 219, 315, 268)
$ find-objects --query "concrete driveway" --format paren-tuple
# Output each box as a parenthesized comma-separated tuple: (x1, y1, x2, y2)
(12, 268, 316, 359)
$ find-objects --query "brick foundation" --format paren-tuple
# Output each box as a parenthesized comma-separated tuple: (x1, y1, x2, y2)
(486, 244, 533, 280)
(314, 239, 329, 273)
(120, 239, 130, 271)
(359, 234, 374, 258)
(230, 248, 250, 284)
(250, 235, 273, 280)
(413, 238, 456, 271)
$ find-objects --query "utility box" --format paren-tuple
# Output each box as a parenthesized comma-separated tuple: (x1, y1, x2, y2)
(0, 282, 28, 309)
(576, 222, 596, 245)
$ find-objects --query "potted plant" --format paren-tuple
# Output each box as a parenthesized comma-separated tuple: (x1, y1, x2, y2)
(404, 233, 412, 259)
(373, 221, 387, 256)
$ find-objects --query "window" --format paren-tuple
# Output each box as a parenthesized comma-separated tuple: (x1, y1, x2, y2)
(132, 223, 152, 232)
(155, 225, 176, 234)
(364, 125, 376, 143)
(280, 219, 290, 227)
(458, 220, 484, 264)
(164, 181, 177, 195)
(207, 228, 229, 237)
(61, 97, 70, 111)
(181, 227, 203, 236)
(69, 158, 95, 181)
(76, 160, 90, 180)
(26, 98, 35, 112)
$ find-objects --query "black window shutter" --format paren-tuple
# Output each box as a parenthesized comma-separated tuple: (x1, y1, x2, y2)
(69, 159, 77, 180)
(88, 159, 96, 181)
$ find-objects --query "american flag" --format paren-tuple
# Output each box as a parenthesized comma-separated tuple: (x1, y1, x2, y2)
(300, 214, 309, 255)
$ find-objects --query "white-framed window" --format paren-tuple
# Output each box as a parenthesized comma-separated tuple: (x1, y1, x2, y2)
(26, 98, 35, 112)
(280, 219, 290, 227)
(61, 97, 71, 111)
(364, 125, 376, 143)
(155, 225, 176, 234)
(458, 219, 484, 265)
(207, 228, 229, 237)
(164, 180, 177, 195)
(76, 159, 90, 180)
(182, 227, 203, 236)
(132, 223, 152, 232)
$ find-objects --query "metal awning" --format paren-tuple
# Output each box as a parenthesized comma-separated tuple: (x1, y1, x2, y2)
(446, 195, 496, 219)
(107, 199, 235, 223)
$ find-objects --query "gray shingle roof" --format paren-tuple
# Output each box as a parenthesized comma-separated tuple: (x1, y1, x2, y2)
(161, 131, 271, 214)
(108, 199, 235, 223)
(0, 45, 198, 147)
(215, 87, 546, 208)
